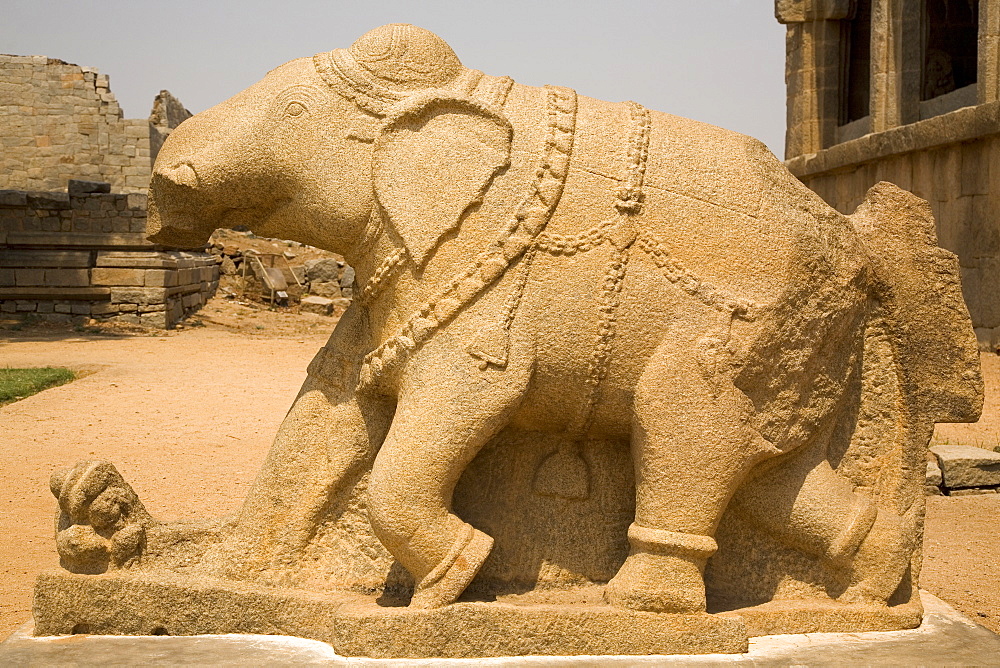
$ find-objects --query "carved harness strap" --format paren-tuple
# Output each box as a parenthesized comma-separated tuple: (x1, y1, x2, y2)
(530, 101, 758, 499)
(356, 85, 578, 391)
(531, 101, 648, 499)
(312, 63, 757, 424)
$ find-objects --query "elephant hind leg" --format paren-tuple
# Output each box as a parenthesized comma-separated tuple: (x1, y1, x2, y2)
(733, 452, 917, 603)
(734, 453, 878, 564)
(607, 331, 775, 613)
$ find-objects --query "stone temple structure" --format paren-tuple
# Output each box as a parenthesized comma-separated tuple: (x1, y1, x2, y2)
(777, 0, 1000, 350)
(0, 55, 187, 193)
(0, 55, 218, 327)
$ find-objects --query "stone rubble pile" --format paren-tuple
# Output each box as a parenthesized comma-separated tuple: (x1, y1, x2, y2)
(206, 239, 353, 316)
(303, 258, 354, 302)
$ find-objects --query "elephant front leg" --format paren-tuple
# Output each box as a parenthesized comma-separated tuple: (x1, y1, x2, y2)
(366, 349, 531, 609)
(606, 332, 773, 613)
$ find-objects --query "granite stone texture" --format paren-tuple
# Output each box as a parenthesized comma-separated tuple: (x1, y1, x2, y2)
(9, 592, 1000, 665)
(36, 24, 984, 657)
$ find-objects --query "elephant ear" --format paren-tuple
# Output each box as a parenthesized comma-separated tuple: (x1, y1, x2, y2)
(373, 92, 512, 267)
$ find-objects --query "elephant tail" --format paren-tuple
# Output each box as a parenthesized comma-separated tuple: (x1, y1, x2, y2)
(848, 181, 983, 424)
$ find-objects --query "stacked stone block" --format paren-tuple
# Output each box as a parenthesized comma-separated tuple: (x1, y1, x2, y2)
(0, 55, 189, 194)
(0, 183, 218, 328)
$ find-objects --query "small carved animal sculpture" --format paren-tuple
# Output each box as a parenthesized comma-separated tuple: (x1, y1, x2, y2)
(53, 24, 982, 615)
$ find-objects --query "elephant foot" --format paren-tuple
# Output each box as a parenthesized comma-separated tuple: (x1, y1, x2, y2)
(605, 524, 717, 613)
(838, 508, 917, 605)
(409, 525, 494, 609)
(51, 460, 156, 574)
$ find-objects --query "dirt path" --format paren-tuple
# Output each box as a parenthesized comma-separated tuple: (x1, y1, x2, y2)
(1, 302, 998, 640)
(0, 307, 329, 639)
(923, 493, 1000, 634)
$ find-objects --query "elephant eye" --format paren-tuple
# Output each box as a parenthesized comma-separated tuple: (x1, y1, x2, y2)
(285, 101, 306, 117)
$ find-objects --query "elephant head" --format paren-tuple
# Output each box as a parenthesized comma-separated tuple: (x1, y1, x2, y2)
(148, 23, 512, 269)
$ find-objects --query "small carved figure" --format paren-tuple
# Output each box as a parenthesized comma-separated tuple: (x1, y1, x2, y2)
(41, 25, 982, 654)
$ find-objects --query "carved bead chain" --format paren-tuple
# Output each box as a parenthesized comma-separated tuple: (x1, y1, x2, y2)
(615, 101, 651, 214)
(359, 247, 408, 303)
(357, 86, 578, 391)
(533, 94, 755, 323)
(478, 75, 515, 111)
(535, 218, 618, 255)
(635, 232, 756, 320)
(500, 246, 536, 335)
(567, 244, 631, 439)
(535, 101, 650, 256)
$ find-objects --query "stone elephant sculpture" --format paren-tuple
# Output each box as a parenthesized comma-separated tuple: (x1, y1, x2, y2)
(50, 24, 982, 619)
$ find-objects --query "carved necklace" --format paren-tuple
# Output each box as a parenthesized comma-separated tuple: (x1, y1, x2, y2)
(358, 246, 408, 304)
(356, 85, 578, 392)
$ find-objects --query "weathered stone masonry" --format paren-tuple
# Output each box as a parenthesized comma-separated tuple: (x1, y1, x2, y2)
(0, 54, 218, 327)
(0, 182, 218, 328)
(0, 54, 189, 193)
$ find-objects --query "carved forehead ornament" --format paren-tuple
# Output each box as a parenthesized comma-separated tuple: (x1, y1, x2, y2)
(313, 23, 483, 116)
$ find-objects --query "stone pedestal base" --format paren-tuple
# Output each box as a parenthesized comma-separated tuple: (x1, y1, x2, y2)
(733, 598, 922, 637)
(10, 591, 998, 665)
(33, 571, 748, 658)
(32, 570, 926, 658)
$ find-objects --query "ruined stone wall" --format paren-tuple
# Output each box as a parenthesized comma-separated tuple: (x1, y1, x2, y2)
(0, 183, 218, 328)
(0, 55, 189, 194)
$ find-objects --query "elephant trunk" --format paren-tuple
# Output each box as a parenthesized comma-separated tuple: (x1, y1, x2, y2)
(146, 166, 218, 249)
(145, 103, 268, 249)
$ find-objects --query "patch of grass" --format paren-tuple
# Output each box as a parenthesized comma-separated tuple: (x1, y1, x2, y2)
(0, 367, 76, 406)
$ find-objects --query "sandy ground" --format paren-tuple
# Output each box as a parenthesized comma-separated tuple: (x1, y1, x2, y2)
(1, 299, 998, 640)
(923, 493, 1000, 632)
(0, 300, 331, 640)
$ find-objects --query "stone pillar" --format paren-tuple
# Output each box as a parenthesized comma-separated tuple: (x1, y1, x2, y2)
(870, 0, 901, 132)
(897, 0, 923, 125)
(776, 0, 853, 158)
(980, 0, 1000, 104)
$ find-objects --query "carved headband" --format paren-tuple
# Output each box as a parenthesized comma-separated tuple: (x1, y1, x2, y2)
(313, 49, 484, 117)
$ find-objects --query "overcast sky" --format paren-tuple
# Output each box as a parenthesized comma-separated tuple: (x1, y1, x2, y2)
(3, 1, 787, 155)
